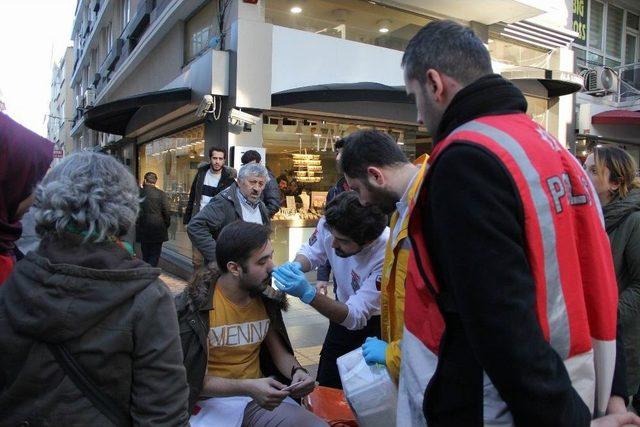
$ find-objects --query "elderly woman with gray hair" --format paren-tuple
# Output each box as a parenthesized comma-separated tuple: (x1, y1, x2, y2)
(0, 152, 189, 425)
(187, 162, 270, 265)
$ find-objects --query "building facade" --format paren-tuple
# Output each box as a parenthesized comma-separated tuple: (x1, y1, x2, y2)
(68, 0, 584, 277)
(47, 46, 76, 164)
(573, 0, 640, 163)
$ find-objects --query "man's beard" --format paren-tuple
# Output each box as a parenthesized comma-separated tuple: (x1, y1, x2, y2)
(364, 183, 398, 215)
(335, 247, 362, 258)
(240, 273, 270, 297)
(211, 163, 222, 172)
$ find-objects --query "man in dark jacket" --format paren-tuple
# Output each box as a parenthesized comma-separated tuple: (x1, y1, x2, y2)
(0, 152, 188, 426)
(184, 146, 236, 269)
(240, 149, 281, 217)
(136, 172, 171, 266)
(183, 146, 236, 225)
(175, 221, 326, 426)
(187, 163, 270, 265)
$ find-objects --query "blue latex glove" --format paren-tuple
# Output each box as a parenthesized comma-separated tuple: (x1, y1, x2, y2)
(362, 337, 388, 366)
(276, 261, 303, 276)
(272, 264, 316, 304)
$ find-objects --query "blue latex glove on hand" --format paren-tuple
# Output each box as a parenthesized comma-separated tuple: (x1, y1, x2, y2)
(272, 263, 316, 304)
(276, 261, 303, 276)
(362, 337, 388, 366)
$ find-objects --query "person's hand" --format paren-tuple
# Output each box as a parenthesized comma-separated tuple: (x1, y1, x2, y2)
(272, 264, 316, 304)
(607, 395, 628, 415)
(362, 337, 388, 365)
(276, 262, 302, 276)
(247, 377, 289, 411)
(316, 281, 329, 296)
(288, 369, 316, 399)
(591, 412, 640, 427)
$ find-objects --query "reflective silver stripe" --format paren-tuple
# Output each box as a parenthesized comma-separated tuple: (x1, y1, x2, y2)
(449, 121, 570, 360)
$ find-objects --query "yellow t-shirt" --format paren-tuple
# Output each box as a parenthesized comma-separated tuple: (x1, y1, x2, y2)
(207, 287, 270, 380)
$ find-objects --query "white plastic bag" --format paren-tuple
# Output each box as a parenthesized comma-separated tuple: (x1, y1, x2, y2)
(337, 347, 398, 427)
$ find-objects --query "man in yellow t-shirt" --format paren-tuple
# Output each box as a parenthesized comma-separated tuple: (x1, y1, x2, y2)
(199, 221, 327, 427)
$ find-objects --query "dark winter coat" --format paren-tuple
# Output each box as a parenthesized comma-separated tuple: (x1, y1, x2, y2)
(174, 267, 292, 413)
(0, 234, 189, 426)
(183, 164, 236, 225)
(186, 183, 270, 263)
(136, 184, 171, 243)
(605, 188, 640, 393)
(262, 170, 282, 217)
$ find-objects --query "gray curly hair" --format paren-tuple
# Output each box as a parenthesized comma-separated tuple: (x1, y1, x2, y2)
(238, 163, 269, 181)
(32, 152, 140, 242)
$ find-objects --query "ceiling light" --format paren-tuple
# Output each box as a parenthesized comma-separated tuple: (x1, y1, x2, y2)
(378, 19, 391, 33)
(291, 6, 302, 14)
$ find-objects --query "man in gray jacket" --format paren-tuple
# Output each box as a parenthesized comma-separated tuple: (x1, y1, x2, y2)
(240, 149, 281, 217)
(187, 163, 270, 264)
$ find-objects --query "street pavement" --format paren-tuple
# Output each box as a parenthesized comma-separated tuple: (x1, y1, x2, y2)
(161, 271, 329, 378)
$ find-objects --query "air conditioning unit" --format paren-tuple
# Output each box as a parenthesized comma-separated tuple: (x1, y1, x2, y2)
(581, 66, 619, 96)
(75, 94, 85, 109)
(84, 88, 96, 107)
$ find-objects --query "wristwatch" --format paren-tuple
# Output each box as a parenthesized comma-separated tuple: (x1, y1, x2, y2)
(291, 365, 309, 379)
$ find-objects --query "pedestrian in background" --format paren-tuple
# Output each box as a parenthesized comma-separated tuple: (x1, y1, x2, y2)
(136, 171, 171, 267)
(0, 152, 189, 425)
(240, 149, 281, 217)
(585, 146, 640, 413)
(184, 146, 236, 269)
(0, 112, 53, 284)
(187, 163, 270, 265)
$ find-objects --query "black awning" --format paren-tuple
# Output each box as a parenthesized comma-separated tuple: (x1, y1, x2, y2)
(272, 82, 412, 106)
(84, 87, 192, 135)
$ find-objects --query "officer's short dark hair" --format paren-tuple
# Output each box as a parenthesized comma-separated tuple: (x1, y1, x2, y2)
(340, 130, 408, 180)
(241, 150, 262, 165)
(208, 146, 226, 159)
(216, 221, 271, 272)
(324, 191, 387, 246)
(402, 20, 492, 86)
(334, 139, 345, 151)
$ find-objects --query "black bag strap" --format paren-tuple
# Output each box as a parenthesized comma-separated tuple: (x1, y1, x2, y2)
(48, 343, 131, 426)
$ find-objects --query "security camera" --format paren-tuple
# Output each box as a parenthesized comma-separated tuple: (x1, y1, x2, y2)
(195, 95, 214, 118)
(229, 108, 260, 126)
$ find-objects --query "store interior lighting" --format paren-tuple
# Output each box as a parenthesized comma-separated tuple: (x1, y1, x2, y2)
(378, 19, 391, 33)
(290, 5, 302, 14)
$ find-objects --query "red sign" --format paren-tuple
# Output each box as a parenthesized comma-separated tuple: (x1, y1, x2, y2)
(243, 0, 258, 3)
(53, 149, 64, 158)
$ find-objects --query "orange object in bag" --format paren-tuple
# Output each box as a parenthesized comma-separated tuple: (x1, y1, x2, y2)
(302, 386, 358, 427)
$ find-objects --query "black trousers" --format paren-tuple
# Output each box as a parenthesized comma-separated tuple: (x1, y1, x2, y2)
(316, 315, 382, 389)
(140, 241, 163, 267)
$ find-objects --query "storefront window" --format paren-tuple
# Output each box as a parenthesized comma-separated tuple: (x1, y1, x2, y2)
(265, 0, 431, 52)
(138, 125, 205, 257)
(261, 114, 427, 265)
(488, 38, 551, 68)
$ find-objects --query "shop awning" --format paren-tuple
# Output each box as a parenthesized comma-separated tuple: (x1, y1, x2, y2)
(272, 82, 413, 106)
(501, 67, 583, 97)
(592, 109, 640, 125)
(271, 82, 417, 124)
(84, 87, 192, 135)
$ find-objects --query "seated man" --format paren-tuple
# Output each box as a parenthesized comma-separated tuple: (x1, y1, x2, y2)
(176, 221, 327, 427)
(272, 191, 389, 389)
